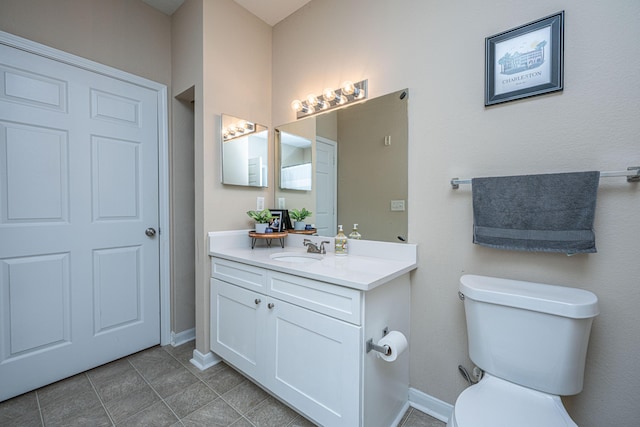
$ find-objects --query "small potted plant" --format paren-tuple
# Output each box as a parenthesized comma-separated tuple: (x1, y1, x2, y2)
(290, 208, 312, 230)
(246, 209, 273, 233)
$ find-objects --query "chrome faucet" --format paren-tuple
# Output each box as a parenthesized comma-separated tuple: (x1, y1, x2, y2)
(303, 239, 330, 254)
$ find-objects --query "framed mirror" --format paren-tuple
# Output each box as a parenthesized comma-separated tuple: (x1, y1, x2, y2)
(274, 89, 408, 243)
(221, 114, 268, 187)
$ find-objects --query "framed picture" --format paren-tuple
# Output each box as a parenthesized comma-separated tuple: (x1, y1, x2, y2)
(485, 11, 564, 106)
(269, 209, 292, 231)
(269, 211, 283, 232)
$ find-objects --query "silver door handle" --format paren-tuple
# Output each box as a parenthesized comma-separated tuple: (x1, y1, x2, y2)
(145, 228, 156, 237)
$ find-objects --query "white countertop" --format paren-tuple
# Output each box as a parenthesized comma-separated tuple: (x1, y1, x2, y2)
(208, 230, 418, 291)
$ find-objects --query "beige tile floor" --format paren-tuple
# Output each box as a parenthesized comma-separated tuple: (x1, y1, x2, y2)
(0, 342, 446, 427)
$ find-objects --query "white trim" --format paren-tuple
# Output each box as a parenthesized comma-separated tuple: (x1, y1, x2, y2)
(171, 328, 196, 347)
(0, 30, 172, 347)
(392, 401, 411, 426)
(190, 350, 222, 371)
(408, 387, 453, 423)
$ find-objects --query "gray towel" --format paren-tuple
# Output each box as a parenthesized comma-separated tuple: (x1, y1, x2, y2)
(472, 171, 600, 254)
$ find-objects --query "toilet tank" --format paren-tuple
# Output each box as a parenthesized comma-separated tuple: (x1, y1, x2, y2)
(459, 274, 598, 396)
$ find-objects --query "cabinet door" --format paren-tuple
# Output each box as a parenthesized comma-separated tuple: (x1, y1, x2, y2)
(211, 279, 266, 382)
(266, 298, 361, 427)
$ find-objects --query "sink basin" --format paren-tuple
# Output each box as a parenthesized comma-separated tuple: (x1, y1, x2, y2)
(270, 252, 323, 263)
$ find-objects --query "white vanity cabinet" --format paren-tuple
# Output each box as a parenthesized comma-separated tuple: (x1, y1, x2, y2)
(211, 258, 362, 426)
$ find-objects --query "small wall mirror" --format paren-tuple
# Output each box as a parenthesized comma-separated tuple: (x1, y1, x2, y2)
(278, 131, 312, 191)
(221, 114, 268, 187)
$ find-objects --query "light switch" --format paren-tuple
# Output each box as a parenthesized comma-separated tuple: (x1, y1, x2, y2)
(257, 197, 264, 211)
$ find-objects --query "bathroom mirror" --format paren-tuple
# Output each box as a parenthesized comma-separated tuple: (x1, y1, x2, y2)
(275, 89, 408, 243)
(221, 114, 268, 187)
(278, 131, 312, 191)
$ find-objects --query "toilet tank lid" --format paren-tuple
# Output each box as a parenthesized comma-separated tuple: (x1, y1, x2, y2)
(460, 274, 599, 319)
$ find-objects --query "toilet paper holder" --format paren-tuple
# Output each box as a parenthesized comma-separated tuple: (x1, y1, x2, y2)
(366, 327, 392, 356)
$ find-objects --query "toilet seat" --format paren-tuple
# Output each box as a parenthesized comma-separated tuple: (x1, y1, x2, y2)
(450, 374, 578, 427)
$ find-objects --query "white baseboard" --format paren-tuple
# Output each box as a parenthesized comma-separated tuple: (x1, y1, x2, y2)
(408, 387, 453, 423)
(170, 328, 195, 347)
(190, 349, 222, 371)
(392, 401, 411, 426)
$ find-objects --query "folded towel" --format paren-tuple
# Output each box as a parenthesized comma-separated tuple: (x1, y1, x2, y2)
(472, 171, 600, 254)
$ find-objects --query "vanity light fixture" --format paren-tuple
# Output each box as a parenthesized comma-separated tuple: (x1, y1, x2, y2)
(223, 119, 256, 142)
(291, 79, 368, 119)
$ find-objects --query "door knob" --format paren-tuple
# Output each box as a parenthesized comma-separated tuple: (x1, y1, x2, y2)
(255, 298, 261, 305)
(267, 303, 275, 309)
(145, 228, 157, 237)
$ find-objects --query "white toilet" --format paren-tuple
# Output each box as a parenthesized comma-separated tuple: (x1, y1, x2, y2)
(448, 274, 599, 427)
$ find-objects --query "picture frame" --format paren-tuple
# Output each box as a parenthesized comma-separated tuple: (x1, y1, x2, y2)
(269, 209, 291, 231)
(268, 211, 283, 232)
(485, 11, 564, 106)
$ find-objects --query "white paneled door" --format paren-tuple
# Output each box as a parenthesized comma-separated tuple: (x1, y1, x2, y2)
(0, 42, 161, 402)
(315, 137, 337, 237)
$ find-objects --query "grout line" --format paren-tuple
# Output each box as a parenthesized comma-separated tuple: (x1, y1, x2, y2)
(160, 345, 225, 421)
(126, 354, 184, 424)
(34, 390, 45, 427)
(85, 372, 116, 426)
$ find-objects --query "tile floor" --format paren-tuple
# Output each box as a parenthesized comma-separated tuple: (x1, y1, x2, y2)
(0, 341, 446, 427)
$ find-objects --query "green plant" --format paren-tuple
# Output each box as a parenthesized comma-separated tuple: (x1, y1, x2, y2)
(246, 209, 273, 223)
(290, 208, 312, 222)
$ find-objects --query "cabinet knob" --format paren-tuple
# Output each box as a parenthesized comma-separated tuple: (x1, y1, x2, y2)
(255, 298, 261, 305)
(267, 302, 275, 309)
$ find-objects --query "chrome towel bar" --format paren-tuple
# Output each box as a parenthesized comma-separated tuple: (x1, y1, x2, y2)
(451, 166, 640, 189)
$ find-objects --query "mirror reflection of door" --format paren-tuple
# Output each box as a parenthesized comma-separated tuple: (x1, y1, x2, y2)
(221, 114, 268, 187)
(315, 137, 337, 236)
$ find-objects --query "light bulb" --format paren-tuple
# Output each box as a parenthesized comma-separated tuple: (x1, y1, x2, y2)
(323, 88, 336, 102)
(306, 94, 319, 106)
(341, 80, 356, 95)
(237, 120, 247, 129)
(318, 99, 329, 110)
(336, 94, 347, 105)
(291, 99, 304, 112)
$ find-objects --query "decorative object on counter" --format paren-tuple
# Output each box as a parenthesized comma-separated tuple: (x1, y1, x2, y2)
(288, 228, 317, 235)
(269, 209, 292, 230)
(248, 230, 287, 249)
(246, 209, 273, 234)
(348, 224, 361, 240)
(335, 225, 348, 256)
(268, 211, 283, 232)
(485, 11, 564, 106)
(290, 208, 312, 230)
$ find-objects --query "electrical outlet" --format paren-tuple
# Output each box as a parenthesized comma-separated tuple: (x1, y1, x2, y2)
(390, 200, 405, 211)
(256, 197, 264, 211)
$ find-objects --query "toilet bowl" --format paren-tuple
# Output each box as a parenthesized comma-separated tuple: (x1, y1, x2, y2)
(448, 274, 599, 427)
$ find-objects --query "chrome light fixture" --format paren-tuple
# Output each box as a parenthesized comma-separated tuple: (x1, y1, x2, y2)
(291, 79, 368, 119)
(223, 119, 256, 142)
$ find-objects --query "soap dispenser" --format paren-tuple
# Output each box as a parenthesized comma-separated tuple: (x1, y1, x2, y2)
(348, 224, 361, 240)
(334, 225, 348, 256)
